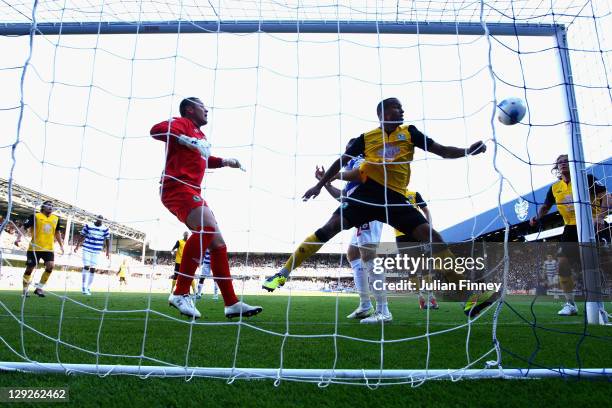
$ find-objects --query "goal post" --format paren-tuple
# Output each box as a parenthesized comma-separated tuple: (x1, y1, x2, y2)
(0, 21, 562, 36)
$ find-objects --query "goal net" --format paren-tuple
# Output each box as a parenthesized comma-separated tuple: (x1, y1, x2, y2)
(0, 0, 610, 383)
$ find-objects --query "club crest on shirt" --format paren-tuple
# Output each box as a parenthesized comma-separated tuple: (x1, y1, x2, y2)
(193, 195, 202, 202)
(514, 197, 529, 221)
(561, 194, 574, 212)
(377, 144, 400, 159)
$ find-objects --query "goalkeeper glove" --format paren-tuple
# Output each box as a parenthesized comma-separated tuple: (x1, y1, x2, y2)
(177, 135, 211, 159)
(222, 158, 246, 172)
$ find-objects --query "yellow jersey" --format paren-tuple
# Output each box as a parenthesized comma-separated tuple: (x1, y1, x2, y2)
(344, 125, 432, 196)
(545, 175, 606, 226)
(395, 191, 427, 237)
(25, 212, 60, 252)
(118, 264, 128, 278)
(174, 239, 186, 263)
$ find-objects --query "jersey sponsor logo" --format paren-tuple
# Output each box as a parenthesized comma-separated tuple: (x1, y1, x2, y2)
(514, 197, 529, 221)
(377, 144, 400, 159)
(397, 133, 406, 141)
(560, 194, 574, 212)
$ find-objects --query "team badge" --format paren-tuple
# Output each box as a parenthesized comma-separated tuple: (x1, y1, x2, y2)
(193, 195, 202, 202)
(514, 197, 529, 221)
(377, 144, 400, 159)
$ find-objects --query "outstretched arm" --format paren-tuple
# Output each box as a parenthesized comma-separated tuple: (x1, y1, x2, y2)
(315, 166, 342, 199)
(303, 135, 365, 201)
(15, 216, 33, 247)
(530, 202, 553, 226)
(303, 157, 345, 201)
(426, 140, 487, 158)
(409, 125, 486, 158)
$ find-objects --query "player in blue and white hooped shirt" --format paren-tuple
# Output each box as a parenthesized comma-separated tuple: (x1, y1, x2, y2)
(315, 138, 386, 324)
(74, 215, 111, 295)
(195, 249, 219, 300)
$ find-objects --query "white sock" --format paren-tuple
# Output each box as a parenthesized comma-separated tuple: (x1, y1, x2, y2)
(364, 261, 389, 314)
(213, 283, 218, 296)
(365, 260, 388, 314)
(87, 271, 95, 290)
(196, 282, 204, 295)
(350, 258, 371, 309)
(81, 268, 88, 291)
(564, 293, 575, 305)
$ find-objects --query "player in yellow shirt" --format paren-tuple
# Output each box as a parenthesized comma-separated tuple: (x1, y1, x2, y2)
(117, 260, 129, 287)
(264, 97, 490, 321)
(16, 201, 65, 297)
(170, 232, 197, 294)
(530, 154, 609, 316)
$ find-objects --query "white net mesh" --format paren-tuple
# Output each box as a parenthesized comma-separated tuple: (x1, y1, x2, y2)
(0, 0, 611, 383)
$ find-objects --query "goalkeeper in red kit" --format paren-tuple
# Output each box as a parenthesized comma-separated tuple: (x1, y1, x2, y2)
(151, 97, 262, 319)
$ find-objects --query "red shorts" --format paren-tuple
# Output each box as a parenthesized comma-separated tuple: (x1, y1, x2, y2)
(160, 183, 207, 224)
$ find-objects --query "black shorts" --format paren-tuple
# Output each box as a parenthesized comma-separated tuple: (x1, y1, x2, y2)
(333, 179, 428, 236)
(119, 277, 126, 282)
(26, 250, 54, 267)
(174, 262, 181, 273)
(557, 225, 579, 259)
(560, 225, 578, 242)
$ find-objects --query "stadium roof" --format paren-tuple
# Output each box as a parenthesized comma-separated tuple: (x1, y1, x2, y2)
(440, 157, 612, 242)
(0, 177, 146, 242)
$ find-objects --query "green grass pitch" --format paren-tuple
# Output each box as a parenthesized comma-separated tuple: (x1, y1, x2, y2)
(0, 291, 610, 407)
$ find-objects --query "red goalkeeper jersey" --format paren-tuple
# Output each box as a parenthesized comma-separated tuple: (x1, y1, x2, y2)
(150, 117, 223, 190)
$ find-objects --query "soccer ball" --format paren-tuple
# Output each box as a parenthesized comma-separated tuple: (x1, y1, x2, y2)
(497, 97, 526, 125)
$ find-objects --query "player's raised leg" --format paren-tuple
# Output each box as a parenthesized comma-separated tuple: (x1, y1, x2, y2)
(263, 212, 348, 291)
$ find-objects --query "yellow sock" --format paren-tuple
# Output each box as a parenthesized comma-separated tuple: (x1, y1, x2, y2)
(39, 270, 52, 287)
(191, 280, 197, 294)
(22, 272, 33, 290)
(559, 275, 575, 293)
(171, 278, 177, 293)
(283, 234, 324, 273)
